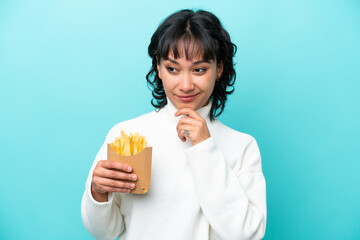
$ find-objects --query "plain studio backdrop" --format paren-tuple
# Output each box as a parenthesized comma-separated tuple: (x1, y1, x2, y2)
(0, 0, 359, 239)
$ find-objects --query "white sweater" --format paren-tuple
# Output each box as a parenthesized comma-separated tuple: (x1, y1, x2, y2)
(81, 100, 267, 240)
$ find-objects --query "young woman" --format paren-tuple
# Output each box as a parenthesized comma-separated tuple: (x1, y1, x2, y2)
(81, 9, 266, 240)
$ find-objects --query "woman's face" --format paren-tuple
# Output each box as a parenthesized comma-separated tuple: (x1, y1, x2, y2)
(157, 50, 223, 111)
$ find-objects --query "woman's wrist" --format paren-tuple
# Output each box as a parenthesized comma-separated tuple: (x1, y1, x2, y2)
(91, 183, 109, 202)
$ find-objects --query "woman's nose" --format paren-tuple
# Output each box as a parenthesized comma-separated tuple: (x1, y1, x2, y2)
(178, 73, 194, 92)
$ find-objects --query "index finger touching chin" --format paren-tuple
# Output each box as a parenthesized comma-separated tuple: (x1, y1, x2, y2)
(174, 108, 200, 119)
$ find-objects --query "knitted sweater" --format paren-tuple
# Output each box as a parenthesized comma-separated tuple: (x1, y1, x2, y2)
(81, 100, 267, 240)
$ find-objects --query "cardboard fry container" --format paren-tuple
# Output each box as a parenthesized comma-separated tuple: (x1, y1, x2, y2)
(107, 144, 152, 194)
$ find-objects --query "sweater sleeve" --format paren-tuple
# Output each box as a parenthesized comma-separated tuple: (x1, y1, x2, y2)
(185, 137, 267, 240)
(81, 142, 125, 240)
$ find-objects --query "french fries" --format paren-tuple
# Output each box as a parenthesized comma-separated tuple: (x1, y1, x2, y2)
(111, 130, 147, 156)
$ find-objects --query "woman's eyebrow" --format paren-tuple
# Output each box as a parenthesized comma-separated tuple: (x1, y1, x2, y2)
(163, 58, 179, 65)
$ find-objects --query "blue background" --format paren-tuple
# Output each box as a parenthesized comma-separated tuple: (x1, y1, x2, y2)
(1, 0, 359, 239)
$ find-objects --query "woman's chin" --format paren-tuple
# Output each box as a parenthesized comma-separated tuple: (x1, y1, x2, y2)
(170, 94, 205, 110)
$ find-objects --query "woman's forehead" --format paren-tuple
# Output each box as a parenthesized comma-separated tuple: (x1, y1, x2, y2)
(167, 49, 203, 61)
(162, 52, 216, 65)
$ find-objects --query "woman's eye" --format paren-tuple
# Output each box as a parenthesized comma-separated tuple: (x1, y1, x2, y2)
(166, 67, 177, 73)
(194, 68, 207, 73)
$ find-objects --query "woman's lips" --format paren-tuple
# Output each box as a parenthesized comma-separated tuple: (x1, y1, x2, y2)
(177, 94, 198, 102)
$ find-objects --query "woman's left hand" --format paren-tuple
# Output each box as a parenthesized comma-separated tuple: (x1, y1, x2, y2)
(174, 108, 211, 146)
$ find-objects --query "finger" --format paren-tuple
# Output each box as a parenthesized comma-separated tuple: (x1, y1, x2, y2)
(99, 160, 132, 172)
(177, 124, 196, 141)
(176, 117, 204, 139)
(93, 176, 136, 190)
(176, 119, 194, 141)
(174, 108, 201, 119)
(93, 182, 133, 194)
(176, 114, 203, 136)
(176, 116, 203, 128)
(94, 168, 137, 182)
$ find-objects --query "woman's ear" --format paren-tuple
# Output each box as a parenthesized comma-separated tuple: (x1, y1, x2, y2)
(217, 61, 224, 80)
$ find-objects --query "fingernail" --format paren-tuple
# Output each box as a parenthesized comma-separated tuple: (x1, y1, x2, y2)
(127, 167, 132, 172)
(132, 175, 137, 181)
(130, 183, 135, 189)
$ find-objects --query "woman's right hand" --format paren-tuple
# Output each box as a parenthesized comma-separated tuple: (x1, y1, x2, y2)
(91, 160, 138, 202)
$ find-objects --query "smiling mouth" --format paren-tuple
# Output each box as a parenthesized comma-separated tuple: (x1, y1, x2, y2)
(177, 94, 199, 102)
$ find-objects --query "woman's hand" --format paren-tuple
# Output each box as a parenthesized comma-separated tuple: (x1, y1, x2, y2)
(174, 108, 211, 146)
(91, 160, 137, 202)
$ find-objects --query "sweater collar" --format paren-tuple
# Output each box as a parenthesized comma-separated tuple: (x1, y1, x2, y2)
(164, 97, 212, 122)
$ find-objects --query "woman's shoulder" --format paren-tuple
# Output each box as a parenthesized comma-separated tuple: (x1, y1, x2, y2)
(212, 119, 257, 146)
(211, 119, 261, 170)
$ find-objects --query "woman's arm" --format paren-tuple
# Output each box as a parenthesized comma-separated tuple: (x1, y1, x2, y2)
(185, 137, 267, 240)
(81, 142, 125, 240)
